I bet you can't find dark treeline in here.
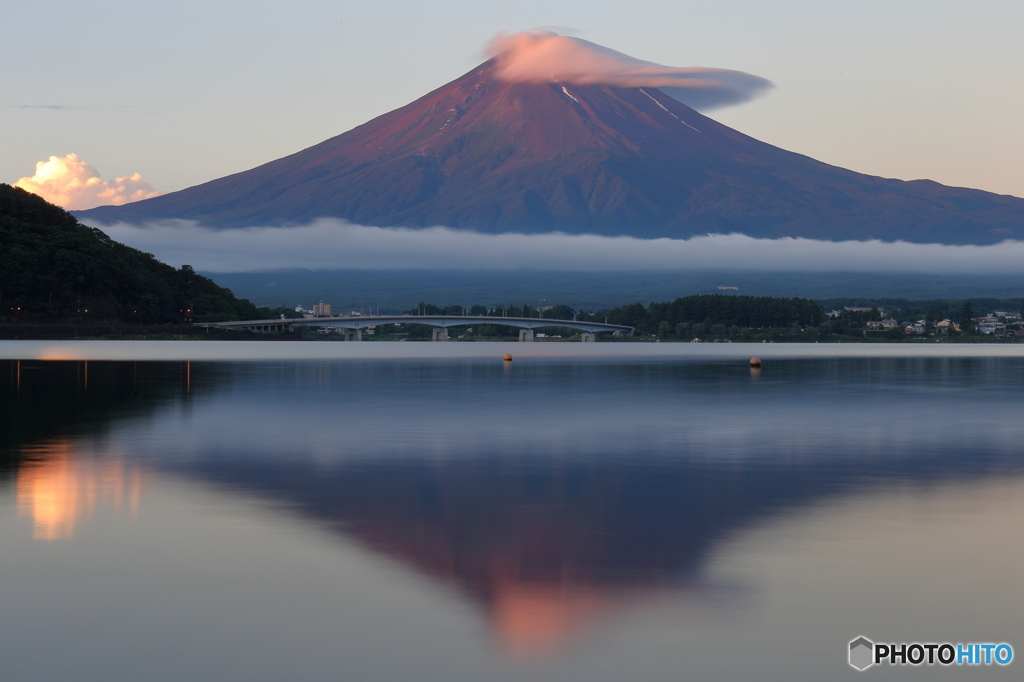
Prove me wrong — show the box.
[605,295,824,333]
[391,294,1023,341]
[817,297,1024,322]
[402,302,568,319]
[1,185,265,324]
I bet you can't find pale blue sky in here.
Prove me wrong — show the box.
[4,0,1023,198]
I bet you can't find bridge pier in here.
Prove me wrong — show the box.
[432,327,449,341]
[518,329,535,342]
[580,332,596,342]
[342,329,362,341]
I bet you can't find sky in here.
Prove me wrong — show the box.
[4,0,1024,204]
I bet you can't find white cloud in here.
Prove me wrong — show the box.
[85,218,1024,275]
[485,30,772,110]
[14,153,161,210]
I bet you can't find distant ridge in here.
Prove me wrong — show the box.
[77,60,1024,245]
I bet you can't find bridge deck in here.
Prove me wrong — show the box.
[198,315,632,336]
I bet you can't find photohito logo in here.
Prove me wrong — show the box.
[849,636,1013,671]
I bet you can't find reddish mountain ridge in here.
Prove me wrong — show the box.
[77,60,1024,244]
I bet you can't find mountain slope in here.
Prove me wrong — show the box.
[77,61,1024,244]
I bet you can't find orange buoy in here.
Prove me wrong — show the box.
[503,353,513,362]
[749,357,761,367]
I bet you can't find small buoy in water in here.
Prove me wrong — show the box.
[749,357,761,367]
[503,353,513,362]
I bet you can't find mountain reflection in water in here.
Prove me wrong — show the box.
[4,356,1024,662]
[171,447,1022,653]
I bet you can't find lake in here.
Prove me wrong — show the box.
[2,342,1022,680]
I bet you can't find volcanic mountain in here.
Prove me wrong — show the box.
[77,60,1024,244]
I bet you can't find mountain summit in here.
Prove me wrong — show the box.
[77,59,1024,244]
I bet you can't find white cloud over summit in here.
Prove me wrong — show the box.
[14,154,161,210]
[88,218,1024,275]
[486,30,772,111]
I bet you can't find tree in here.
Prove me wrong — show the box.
[543,304,575,320]
[405,302,442,316]
[960,300,975,334]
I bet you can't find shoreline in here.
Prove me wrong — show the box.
[4,339,1024,361]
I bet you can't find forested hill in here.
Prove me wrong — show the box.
[0,184,261,323]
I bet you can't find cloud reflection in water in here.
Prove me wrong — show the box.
[16,440,143,540]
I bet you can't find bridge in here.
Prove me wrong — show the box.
[197,315,633,341]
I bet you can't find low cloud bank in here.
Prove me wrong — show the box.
[486,30,772,111]
[87,218,1024,275]
[15,153,160,210]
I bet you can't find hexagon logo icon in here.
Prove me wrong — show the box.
[849,636,875,671]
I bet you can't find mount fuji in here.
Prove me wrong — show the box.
[77,57,1024,245]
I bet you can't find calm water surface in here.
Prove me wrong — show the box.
[2,349,1023,680]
